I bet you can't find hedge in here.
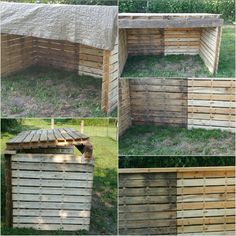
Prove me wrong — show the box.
[119,156,235,168]
[119,0,235,23]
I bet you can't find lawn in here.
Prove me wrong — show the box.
[122,25,235,78]
[1,66,117,118]
[119,125,235,156]
[1,119,117,235]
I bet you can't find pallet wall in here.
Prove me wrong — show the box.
[1,34,35,76]
[126,28,164,56]
[199,27,222,74]
[119,167,235,235]
[10,154,93,231]
[119,79,132,135]
[1,33,118,112]
[164,28,201,55]
[129,78,187,126]
[119,26,222,74]
[119,78,235,133]
[119,172,177,235]
[188,78,235,132]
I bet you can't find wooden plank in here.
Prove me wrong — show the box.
[176,193,235,202]
[13,201,91,210]
[12,194,92,203]
[13,209,91,218]
[12,186,92,196]
[12,223,89,231]
[177,223,234,233]
[11,170,93,180]
[119,18,223,28]
[119,167,234,174]
[119,195,176,205]
[13,216,90,225]
[177,200,235,210]
[177,185,235,195]
[177,178,235,186]
[12,178,93,188]
[177,208,235,218]
[11,161,93,173]
[119,203,176,213]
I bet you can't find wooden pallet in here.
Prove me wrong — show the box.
[7,153,93,231]
[119,78,235,134]
[119,167,235,235]
[6,128,89,150]
[1,33,118,113]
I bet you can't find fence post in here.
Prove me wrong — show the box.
[80,120,84,134]
[51,118,54,129]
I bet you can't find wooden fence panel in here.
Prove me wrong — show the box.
[129,78,187,127]
[119,167,235,235]
[119,172,177,235]
[11,154,93,231]
[188,78,235,132]
[126,28,164,56]
[164,28,201,55]
[119,78,235,133]
[1,34,35,76]
[119,79,132,135]
[1,33,118,113]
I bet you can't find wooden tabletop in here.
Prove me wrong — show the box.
[6,128,89,150]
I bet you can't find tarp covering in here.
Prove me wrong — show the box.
[1,2,118,50]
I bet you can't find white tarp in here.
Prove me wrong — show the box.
[1,2,118,50]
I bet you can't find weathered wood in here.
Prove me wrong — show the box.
[5,154,12,227]
[119,18,223,29]
[2,33,118,113]
[119,167,235,235]
[10,153,94,231]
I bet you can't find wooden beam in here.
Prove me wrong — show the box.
[5,153,12,227]
[119,166,235,174]
[101,50,110,112]
[119,18,223,29]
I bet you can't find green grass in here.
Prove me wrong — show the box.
[1,66,117,118]
[119,125,235,156]
[122,25,235,78]
[1,119,117,235]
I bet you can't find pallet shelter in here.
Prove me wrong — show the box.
[119,78,235,135]
[1,2,118,112]
[5,128,94,231]
[119,13,223,75]
[119,166,235,235]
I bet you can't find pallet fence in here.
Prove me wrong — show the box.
[119,166,235,235]
[119,78,235,135]
[1,33,118,113]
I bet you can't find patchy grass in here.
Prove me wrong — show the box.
[122,25,235,78]
[119,125,235,156]
[1,66,117,118]
[1,119,117,235]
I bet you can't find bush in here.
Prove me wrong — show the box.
[1,119,22,132]
[119,0,235,23]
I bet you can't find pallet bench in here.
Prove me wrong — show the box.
[5,128,94,231]
[119,13,223,74]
